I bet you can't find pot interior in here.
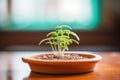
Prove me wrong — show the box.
[29,53,96,60]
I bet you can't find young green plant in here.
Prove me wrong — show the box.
[39,25,80,58]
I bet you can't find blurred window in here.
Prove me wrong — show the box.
[0,0,8,30]
[0,0,99,31]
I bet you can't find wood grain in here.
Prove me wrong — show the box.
[0,52,120,80]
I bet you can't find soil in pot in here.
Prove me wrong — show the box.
[34,53,93,60]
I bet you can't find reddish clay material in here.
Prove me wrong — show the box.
[22,52,102,74]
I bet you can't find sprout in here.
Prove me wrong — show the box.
[39,25,80,58]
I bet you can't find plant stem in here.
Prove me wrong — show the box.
[57,41,64,58]
[51,44,55,52]
[49,40,55,54]
[54,45,57,52]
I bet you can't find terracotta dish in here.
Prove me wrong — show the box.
[22,52,102,74]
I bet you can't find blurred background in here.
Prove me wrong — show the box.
[0,0,120,51]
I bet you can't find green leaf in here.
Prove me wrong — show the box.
[70,32,80,41]
[65,46,69,51]
[57,30,63,35]
[61,35,69,38]
[60,25,72,30]
[47,31,58,37]
[71,39,79,44]
[45,42,52,44]
[54,26,62,30]
[38,38,49,45]
[52,42,57,45]
[54,25,72,31]
[63,30,70,34]
[68,39,73,44]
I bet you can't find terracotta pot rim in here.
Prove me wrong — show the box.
[22,51,102,64]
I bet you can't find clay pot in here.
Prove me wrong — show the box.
[22,52,102,74]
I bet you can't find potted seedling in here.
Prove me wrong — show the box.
[22,25,102,74]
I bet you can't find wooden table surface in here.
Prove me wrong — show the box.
[0,52,120,80]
